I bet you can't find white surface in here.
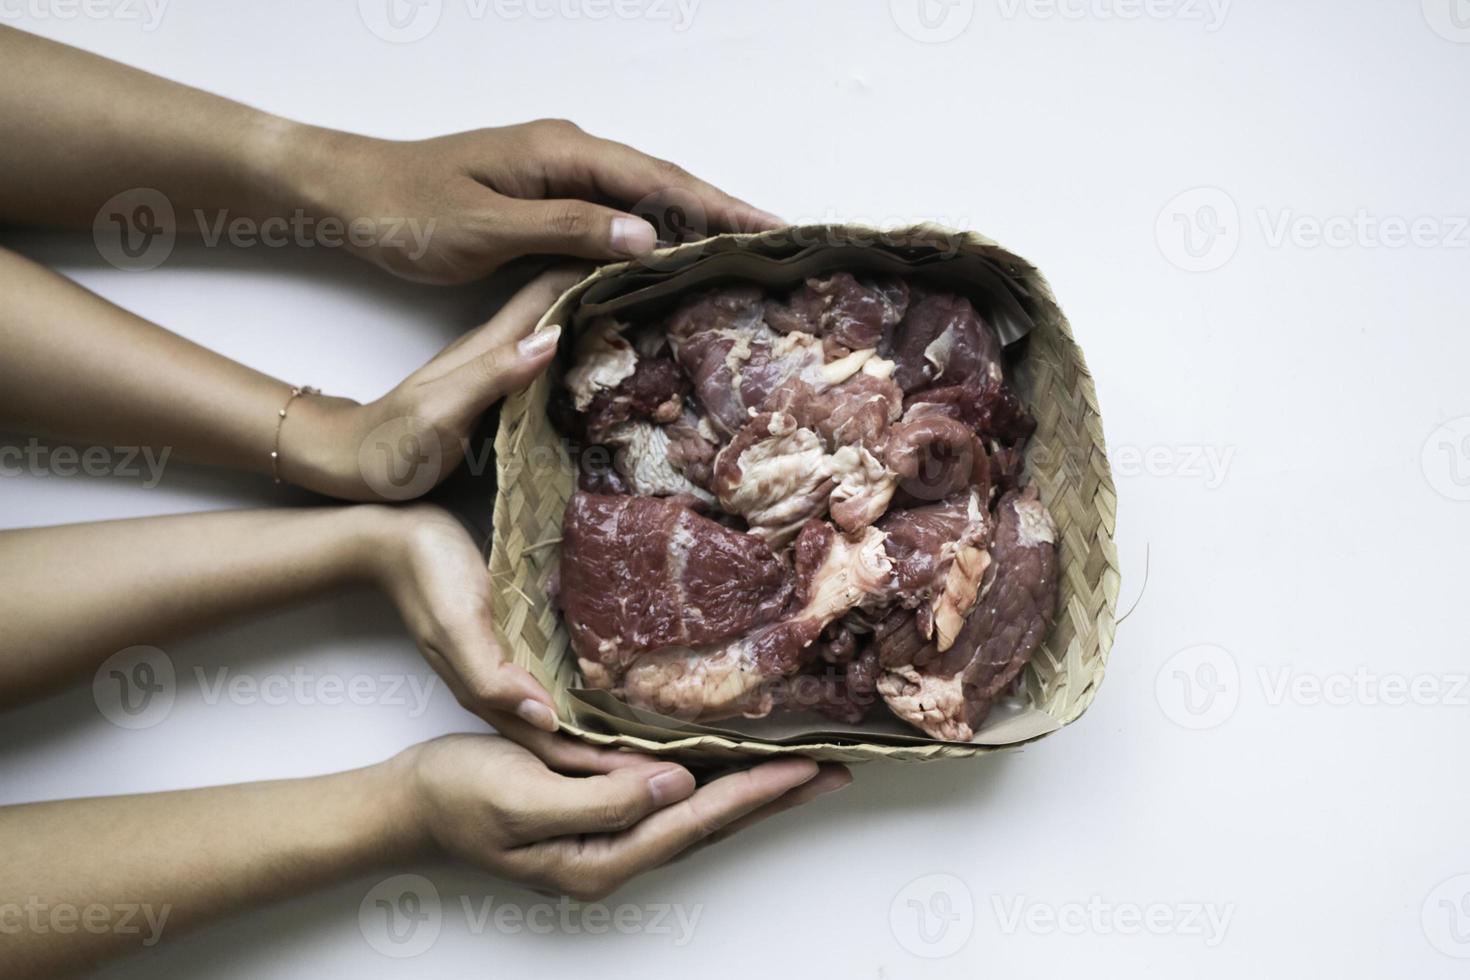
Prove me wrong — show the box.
[2,2,1469,976]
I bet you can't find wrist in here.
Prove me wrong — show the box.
[341,753,434,864]
[276,390,370,498]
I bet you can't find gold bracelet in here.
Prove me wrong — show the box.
[271,385,319,485]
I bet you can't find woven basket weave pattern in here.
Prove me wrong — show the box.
[489,227,1119,762]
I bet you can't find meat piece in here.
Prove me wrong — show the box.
[602,421,714,503]
[885,412,990,506]
[763,364,903,450]
[663,407,721,490]
[904,375,1037,448]
[877,490,992,650]
[792,644,882,724]
[564,317,637,411]
[710,412,834,546]
[559,492,793,670]
[825,443,899,532]
[765,273,910,350]
[582,356,686,443]
[876,488,1059,740]
[888,293,1003,394]
[619,522,894,721]
[666,287,825,437]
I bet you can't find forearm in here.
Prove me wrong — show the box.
[0,506,397,704]
[0,25,328,229]
[0,246,353,484]
[0,757,423,977]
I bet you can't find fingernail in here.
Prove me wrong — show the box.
[815,773,853,796]
[517,324,561,359]
[647,767,694,806]
[516,698,558,732]
[610,216,657,256]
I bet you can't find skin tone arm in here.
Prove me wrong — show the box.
[0,25,782,283]
[0,735,847,978]
[0,251,579,502]
[0,504,852,976]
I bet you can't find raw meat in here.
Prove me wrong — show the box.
[618,522,894,721]
[876,488,1058,740]
[559,492,792,671]
[764,273,910,351]
[888,292,1004,393]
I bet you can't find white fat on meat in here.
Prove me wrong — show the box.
[826,444,898,532]
[713,413,832,546]
[926,491,992,652]
[876,665,971,742]
[618,525,894,721]
[604,420,715,503]
[564,317,637,411]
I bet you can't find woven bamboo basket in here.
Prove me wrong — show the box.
[489,225,1118,763]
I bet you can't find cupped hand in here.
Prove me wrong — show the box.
[396,734,850,901]
[282,268,578,501]
[300,119,783,284]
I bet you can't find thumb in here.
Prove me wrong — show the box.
[501,198,658,261]
[430,321,561,422]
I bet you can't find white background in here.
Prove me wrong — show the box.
[2,1,1469,976]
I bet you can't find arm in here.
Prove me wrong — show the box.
[0,26,781,282]
[0,736,849,977]
[0,502,568,732]
[0,250,572,500]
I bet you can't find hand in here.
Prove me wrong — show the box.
[369,501,566,740]
[295,119,783,284]
[282,269,577,501]
[395,734,851,901]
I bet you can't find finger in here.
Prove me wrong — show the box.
[541,131,785,235]
[549,758,820,888]
[432,267,585,371]
[496,197,659,261]
[510,763,697,841]
[491,714,670,775]
[677,764,851,856]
